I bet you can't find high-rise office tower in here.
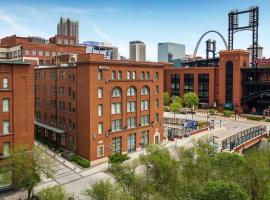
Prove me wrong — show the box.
[158,42,185,62]
[129,41,146,61]
[57,17,79,44]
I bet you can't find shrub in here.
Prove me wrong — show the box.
[247,116,263,121]
[223,110,234,117]
[70,155,90,168]
[209,109,217,115]
[265,118,270,122]
[109,153,130,165]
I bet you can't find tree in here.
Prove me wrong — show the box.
[111,163,148,200]
[163,92,170,106]
[83,180,119,200]
[184,92,199,108]
[197,181,248,200]
[171,96,182,104]
[169,101,182,119]
[38,185,69,200]
[6,145,54,200]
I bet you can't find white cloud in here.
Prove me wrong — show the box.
[0,9,50,38]
[88,21,112,43]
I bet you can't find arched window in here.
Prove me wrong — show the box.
[112,71,116,80]
[132,71,136,80]
[118,71,122,80]
[225,61,233,104]
[127,87,136,96]
[141,86,149,95]
[112,87,122,97]
[146,72,150,80]
[141,71,145,80]
[127,71,131,80]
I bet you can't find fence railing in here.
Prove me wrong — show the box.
[222,125,267,151]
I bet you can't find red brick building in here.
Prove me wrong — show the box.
[35,53,167,165]
[0,35,85,65]
[164,50,250,111]
[0,61,34,158]
[0,34,85,158]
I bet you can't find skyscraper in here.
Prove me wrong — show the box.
[57,17,79,44]
[129,41,146,61]
[158,42,185,62]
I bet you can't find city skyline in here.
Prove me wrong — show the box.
[0,0,269,61]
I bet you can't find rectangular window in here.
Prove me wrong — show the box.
[141,131,149,148]
[98,70,103,80]
[3,142,10,157]
[97,145,104,157]
[3,99,9,112]
[112,119,122,132]
[32,50,37,56]
[184,74,194,93]
[128,134,136,153]
[25,50,30,56]
[111,103,121,114]
[112,137,122,154]
[98,88,103,98]
[3,78,8,89]
[141,115,149,126]
[127,117,136,128]
[98,123,103,134]
[98,104,103,116]
[141,100,149,111]
[45,51,50,57]
[198,74,209,104]
[3,121,9,134]
[127,101,136,112]
[39,50,43,56]
[52,52,56,57]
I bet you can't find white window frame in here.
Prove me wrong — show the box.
[112,119,122,132]
[127,101,136,112]
[111,103,121,114]
[3,98,9,112]
[112,88,121,97]
[3,78,8,89]
[98,88,103,98]
[98,104,103,116]
[127,87,136,96]
[98,123,103,134]
[3,121,9,135]
[141,100,149,111]
[97,145,104,157]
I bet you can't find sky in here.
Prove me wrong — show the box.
[0,0,269,61]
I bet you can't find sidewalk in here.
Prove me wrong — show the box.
[35,141,83,173]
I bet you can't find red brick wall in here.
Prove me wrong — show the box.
[0,62,34,155]
[164,67,216,106]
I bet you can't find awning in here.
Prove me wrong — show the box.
[34,120,65,134]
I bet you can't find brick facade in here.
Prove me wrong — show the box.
[0,61,34,157]
[35,53,167,164]
[164,50,249,111]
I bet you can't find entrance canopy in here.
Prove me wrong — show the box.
[34,120,65,134]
